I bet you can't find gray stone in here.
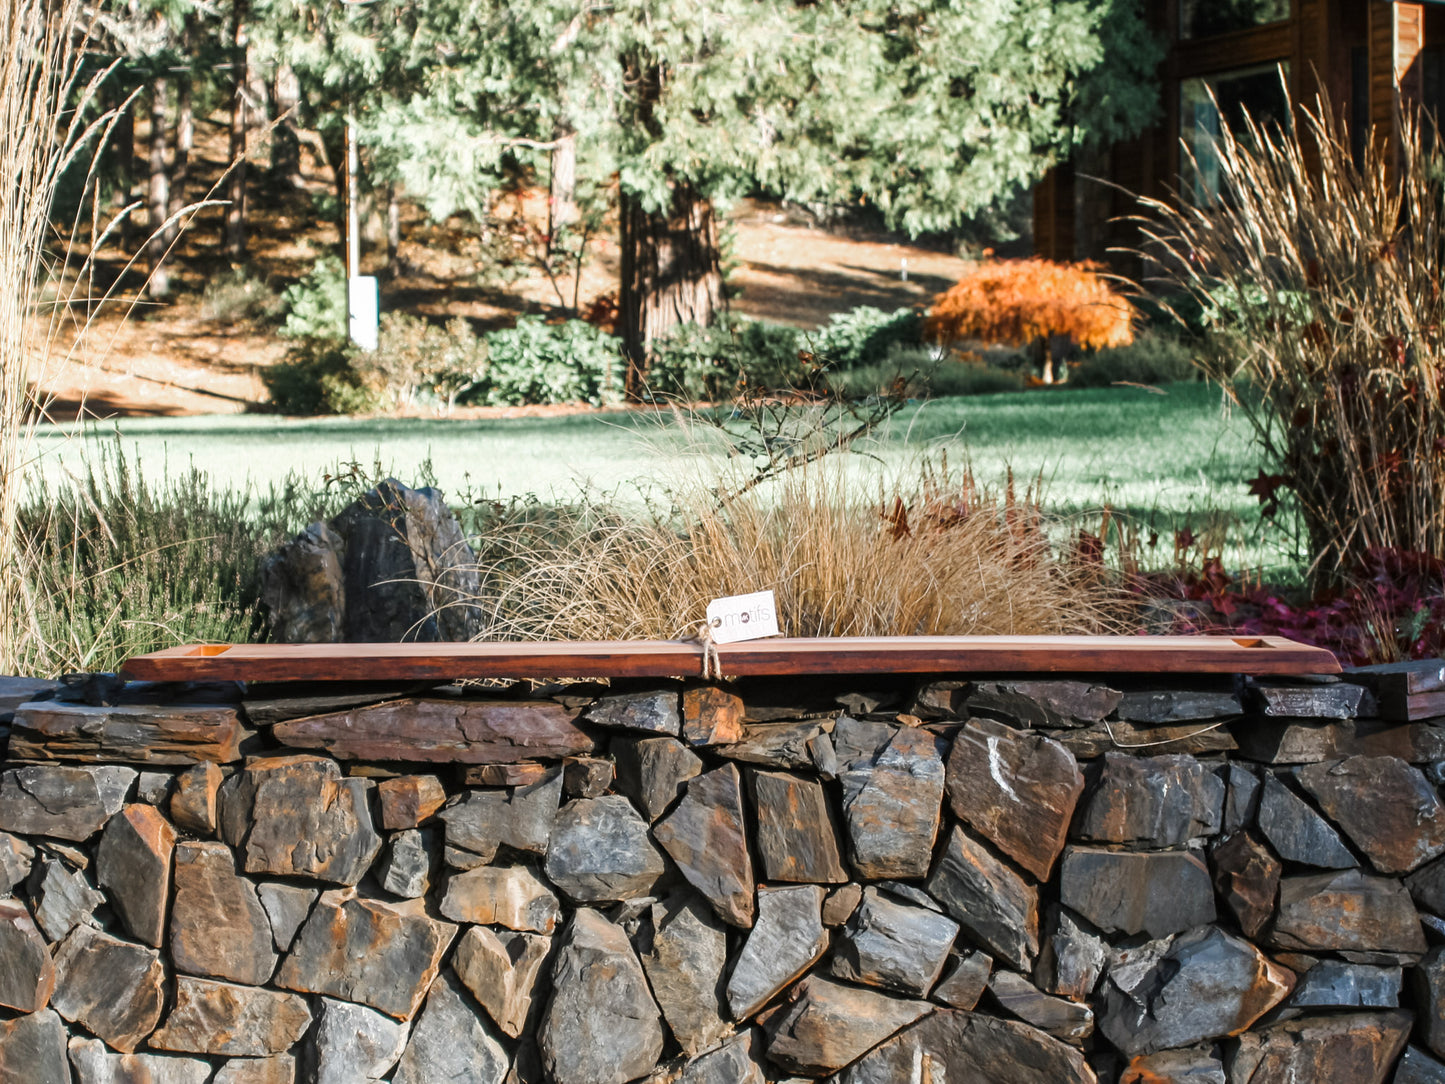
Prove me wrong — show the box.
[1059,847,1216,940]
[822,883,863,927]
[1119,1047,1225,1083]
[150,976,312,1058]
[96,804,175,948]
[1415,856,1445,917]
[67,1037,211,1084]
[170,841,278,986]
[760,973,932,1076]
[1287,960,1400,1008]
[1271,869,1425,955]
[1417,947,1445,1059]
[51,925,164,1053]
[256,882,318,951]
[1249,681,1366,718]
[652,763,755,927]
[585,690,680,735]
[136,772,173,805]
[678,1031,765,1084]
[1116,686,1241,723]
[640,894,729,1056]
[877,880,942,911]
[1058,719,1238,758]
[392,975,508,1084]
[987,970,1094,1043]
[833,717,946,880]
[545,795,667,902]
[611,736,704,822]
[0,898,55,1012]
[1349,720,1445,762]
[0,829,32,890]
[1211,831,1282,941]
[1223,763,1262,834]
[30,856,103,942]
[222,755,381,885]
[1034,905,1107,1001]
[1234,719,1356,764]
[440,865,561,933]
[380,828,434,898]
[926,823,1039,971]
[211,1057,295,1084]
[440,770,563,863]
[10,699,249,765]
[750,770,847,883]
[932,951,992,1012]
[831,887,959,998]
[945,718,1082,880]
[0,764,134,840]
[1397,1046,1445,1084]
[275,889,457,1019]
[1256,772,1357,868]
[965,679,1122,728]
[259,520,346,642]
[314,997,408,1084]
[1077,752,1224,848]
[1098,926,1293,1057]
[727,884,829,1019]
[834,1009,1095,1084]
[1227,1011,1411,1084]
[714,719,834,769]
[454,925,551,1039]
[563,756,614,798]
[540,908,664,1084]
[0,1010,71,1084]
[377,774,448,829]
[170,762,223,835]
[1298,755,1445,873]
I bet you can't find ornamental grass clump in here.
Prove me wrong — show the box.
[1137,94,1445,584]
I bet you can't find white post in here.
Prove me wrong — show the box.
[345,119,378,351]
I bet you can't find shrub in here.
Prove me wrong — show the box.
[1069,332,1200,388]
[810,306,924,370]
[470,317,623,407]
[828,353,1026,399]
[201,269,282,326]
[261,337,385,416]
[279,256,348,341]
[1140,97,1445,580]
[647,318,808,400]
[354,313,489,411]
[925,258,1136,382]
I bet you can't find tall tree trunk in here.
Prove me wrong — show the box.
[222,0,249,264]
[146,77,170,298]
[269,65,303,190]
[169,51,193,221]
[618,183,725,400]
[112,97,135,253]
[385,184,401,275]
[547,129,576,256]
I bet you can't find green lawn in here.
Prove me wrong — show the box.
[32,382,1285,571]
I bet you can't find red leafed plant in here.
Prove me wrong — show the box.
[924,258,1135,383]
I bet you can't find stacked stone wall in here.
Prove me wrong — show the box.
[0,666,1443,1083]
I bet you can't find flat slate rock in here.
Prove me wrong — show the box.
[1210,831,1282,940]
[678,1031,766,1084]
[1076,752,1224,849]
[272,697,594,762]
[1115,687,1242,724]
[681,686,745,746]
[68,1037,212,1084]
[1397,1045,1445,1084]
[1349,721,1445,763]
[313,997,408,1084]
[1228,1010,1412,1084]
[454,925,551,1039]
[0,764,135,840]
[0,1010,71,1084]
[1059,847,1216,940]
[439,865,561,933]
[31,856,104,942]
[835,717,946,880]
[10,700,249,764]
[584,689,680,735]
[391,973,509,1084]
[1287,960,1401,1009]
[987,970,1094,1043]
[925,823,1039,971]
[275,889,457,1019]
[932,950,993,1011]
[0,829,32,891]
[379,828,434,898]
[1119,1047,1226,1084]
[833,1008,1095,1084]
[0,898,55,1013]
[438,769,562,861]
[1298,755,1445,873]
[727,884,829,1019]
[240,682,435,725]
[750,770,848,884]
[170,840,278,986]
[965,679,1122,729]
[377,774,447,830]
[256,882,318,952]
[946,717,1081,881]
[1234,719,1355,764]
[1417,947,1445,1059]
[1223,763,1263,834]
[1098,925,1293,1057]
[641,894,729,1056]
[151,976,312,1058]
[51,924,165,1053]
[211,1056,296,1084]
[652,763,755,927]
[539,908,664,1084]
[714,719,834,769]
[170,761,223,835]
[1270,869,1425,955]
[1247,681,1366,719]
[760,973,932,1076]
[562,755,613,798]
[544,794,667,902]
[1056,720,1237,759]
[221,755,381,885]
[611,736,702,822]
[1256,772,1357,868]
[1033,905,1107,1002]
[831,886,959,998]
[97,803,176,948]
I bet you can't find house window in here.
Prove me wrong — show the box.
[1179,0,1289,41]
[1180,63,1291,203]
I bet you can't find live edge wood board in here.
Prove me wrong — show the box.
[121,635,1340,684]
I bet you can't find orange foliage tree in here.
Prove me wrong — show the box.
[924,258,1136,383]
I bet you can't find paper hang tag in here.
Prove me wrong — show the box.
[705,590,781,644]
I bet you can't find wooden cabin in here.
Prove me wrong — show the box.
[1034,0,1445,262]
